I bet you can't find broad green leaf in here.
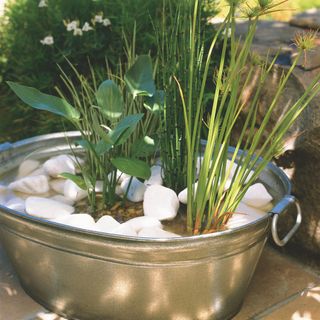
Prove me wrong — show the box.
[7,81,80,121]
[59,173,87,190]
[75,139,93,151]
[132,136,157,157]
[124,55,156,98]
[144,90,165,112]
[91,113,114,145]
[111,157,151,180]
[96,80,124,120]
[95,139,112,156]
[108,114,144,146]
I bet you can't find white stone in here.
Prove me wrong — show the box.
[69,155,85,173]
[178,182,198,205]
[64,179,88,202]
[144,165,163,186]
[35,312,59,320]
[95,180,103,193]
[50,195,75,206]
[138,227,180,238]
[0,185,8,205]
[227,202,266,229]
[111,223,137,237]
[5,197,25,212]
[116,170,130,184]
[94,215,121,233]
[50,179,66,194]
[17,159,40,178]
[115,185,123,197]
[0,195,6,206]
[25,196,74,219]
[54,213,96,230]
[9,175,50,194]
[121,216,162,233]
[242,183,273,208]
[227,160,254,184]
[196,155,204,177]
[43,155,76,177]
[121,177,146,202]
[0,184,7,194]
[28,166,48,177]
[143,185,179,221]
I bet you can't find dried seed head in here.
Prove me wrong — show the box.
[293,30,317,51]
[226,0,245,7]
[257,0,274,10]
[242,6,261,19]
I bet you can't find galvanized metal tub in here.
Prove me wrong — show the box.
[0,132,301,320]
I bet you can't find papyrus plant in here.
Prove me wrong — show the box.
[172,0,320,234]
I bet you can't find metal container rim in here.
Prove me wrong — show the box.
[0,131,291,244]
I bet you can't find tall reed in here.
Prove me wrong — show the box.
[161,0,320,234]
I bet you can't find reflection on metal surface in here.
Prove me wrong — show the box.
[0,132,295,320]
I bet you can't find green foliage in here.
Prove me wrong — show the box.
[111,157,151,180]
[7,82,80,121]
[168,0,320,234]
[156,0,222,192]
[124,55,156,98]
[1,0,210,142]
[96,80,124,120]
[8,54,158,211]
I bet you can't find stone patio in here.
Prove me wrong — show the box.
[1,242,319,320]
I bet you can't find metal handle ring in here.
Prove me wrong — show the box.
[271,195,302,247]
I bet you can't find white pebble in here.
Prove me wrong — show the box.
[50,195,75,206]
[28,166,48,177]
[25,196,74,219]
[196,155,204,177]
[143,185,179,221]
[178,182,198,205]
[17,159,40,178]
[43,155,76,177]
[227,202,266,229]
[54,213,96,230]
[121,216,162,233]
[227,160,254,184]
[94,215,121,233]
[0,184,7,194]
[5,197,25,212]
[0,196,6,206]
[64,179,88,202]
[50,179,66,194]
[35,312,59,320]
[242,183,273,208]
[121,177,146,202]
[144,165,163,186]
[116,170,130,184]
[95,180,103,193]
[111,223,137,237]
[138,227,180,238]
[9,175,49,194]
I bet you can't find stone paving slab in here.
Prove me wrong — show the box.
[1,243,319,320]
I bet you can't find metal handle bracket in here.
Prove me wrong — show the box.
[271,195,302,247]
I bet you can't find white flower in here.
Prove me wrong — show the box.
[102,18,111,27]
[66,20,79,32]
[38,0,48,8]
[73,28,83,36]
[40,36,54,45]
[82,22,93,32]
[94,15,103,23]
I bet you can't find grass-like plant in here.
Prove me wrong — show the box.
[7,54,160,212]
[171,0,320,234]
